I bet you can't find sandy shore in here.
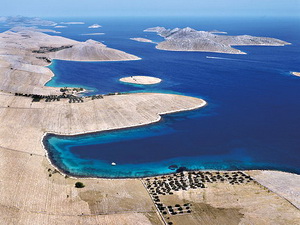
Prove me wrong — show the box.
[0,28,299,224]
[120,76,162,85]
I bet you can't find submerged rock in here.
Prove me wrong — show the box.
[176,167,188,173]
[168,165,178,170]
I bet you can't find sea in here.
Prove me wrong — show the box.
[39,16,300,178]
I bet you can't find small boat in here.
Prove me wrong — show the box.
[111,162,116,166]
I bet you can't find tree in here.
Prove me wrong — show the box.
[75,182,85,188]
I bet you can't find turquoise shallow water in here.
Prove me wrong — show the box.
[43,16,300,177]
[44,111,297,178]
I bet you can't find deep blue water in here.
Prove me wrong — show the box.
[43,16,300,177]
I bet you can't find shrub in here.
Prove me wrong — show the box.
[75,182,85,188]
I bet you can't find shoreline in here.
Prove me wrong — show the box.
[41,133,300,181]
[43,137,300,180]
[41,98,207,180]
[1,27,299,224]
[155,44,290,54]
[40,96,300,180]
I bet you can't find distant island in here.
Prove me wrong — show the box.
[60,21,85,25]
[10,26,61,34]
[130,37,155,43]
[88,24,102,28]
[81,33,105,36]
[0,15,57,26]
[144,27,291,54]
[54,25,67,28]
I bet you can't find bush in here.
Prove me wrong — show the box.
[75,182,85,188]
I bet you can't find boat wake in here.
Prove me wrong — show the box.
[206,56,258,63]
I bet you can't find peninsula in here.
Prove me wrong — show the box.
[144,27,291,54]
[0,28,140,95]
[0,26,299,225]
[120,76,162,85]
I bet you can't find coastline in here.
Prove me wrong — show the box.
[46,60,95,94]
[0,27,299,224]
[41,99,207,180]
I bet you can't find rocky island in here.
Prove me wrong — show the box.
[88,24,102,28]
[60,21,85,25]
[144,27,291,54]
[81,32,105,36]
[0,16,57,27]
[130,37,155,43]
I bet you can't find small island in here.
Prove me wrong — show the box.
[292,72,300,77]
[54,25,67,28]
[120,76,162,85]
[0,15,57,26]
[60,21,85,25]
[130,37,154,43]
[81,33,105,36]
[88,24,102,28]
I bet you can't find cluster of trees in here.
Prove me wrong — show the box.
[32,45,73,53]
[60,87,84,93]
